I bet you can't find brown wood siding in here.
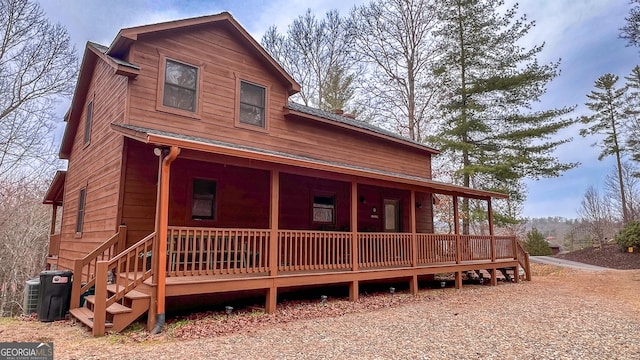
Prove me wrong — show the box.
[167,158,271,229]
[357,184,411,233]
[120,140,158,247]
[279,173,351,231]
[415,192,435,233]
[126,24,431,179]
[57,59,128,270]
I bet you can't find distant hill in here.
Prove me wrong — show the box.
[524,217,578,247]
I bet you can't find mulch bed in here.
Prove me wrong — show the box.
[555,243,640,269]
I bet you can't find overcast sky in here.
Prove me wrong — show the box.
[36,0,638,219]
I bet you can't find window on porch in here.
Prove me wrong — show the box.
[192,179,217,220]
[312,195,335,225]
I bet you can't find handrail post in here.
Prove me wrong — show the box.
[117,225,127,255]
[70,259,83,309]
[93,261,108,336]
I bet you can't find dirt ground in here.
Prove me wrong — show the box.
[1,263,640,359]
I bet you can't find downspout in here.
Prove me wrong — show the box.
[152,146,180,334]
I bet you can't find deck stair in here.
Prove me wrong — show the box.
[70,285,150,332]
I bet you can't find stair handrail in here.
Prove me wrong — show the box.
[101,232,156,309]
[515,240,531,281]
[70,225,127,309]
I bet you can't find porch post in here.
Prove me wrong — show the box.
[410,190,418,296]
[151,146,180,335]
[488,197,496,262]
[453,195,462,289]
[266,170,279,313]
[488,197,498,286]
[50,204,58,235]
[349,181,359,301]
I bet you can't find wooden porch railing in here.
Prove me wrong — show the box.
[70,225,127,309]
[278,230,352,271]
[163,227,522,277]
[358,233,412,268]
[416,234,457,264]
[460,235,492,261]
[516,240,531,281]
[495,236,516,259]
[166,227,270,276]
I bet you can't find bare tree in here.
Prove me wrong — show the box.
[577,186,615,247]
[349,0,441,141]
[262,9,359,112]
[0,178,50,315]
[605,161,640,221]
[0,0,77,185]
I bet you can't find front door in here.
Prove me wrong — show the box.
[383,199,400,232]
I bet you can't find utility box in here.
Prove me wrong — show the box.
[37,270,73,322]
[23,278,40,315]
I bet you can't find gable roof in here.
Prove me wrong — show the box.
[107,12,300,95]
[285,102,439,154]
[59,41,140,159]
[111,123,506,200]
[43,170,66,205]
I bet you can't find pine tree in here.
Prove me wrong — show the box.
[431,0,577,233]
[581,73,630,224]
[624,65,640,167]
[524,228,552,256]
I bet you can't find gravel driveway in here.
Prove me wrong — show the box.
[3,265,640,359]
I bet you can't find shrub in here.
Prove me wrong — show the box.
[524,228,552,256]
[615,221,640,250]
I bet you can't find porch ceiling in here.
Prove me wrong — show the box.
[43,170,66,205]
[111,123,508,200]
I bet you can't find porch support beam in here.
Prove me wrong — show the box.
[152,146,180,334]
[455,271,463,289]
[266,171,279,312]
[350,181,358,272]
[410,190,418,296]
[488,198,496,263]
[269,170,279,278]
[349,281,359,302]
[49,204,58,235]
[266,287,277,314]
[490,268,498,286]
[453,196,461,264]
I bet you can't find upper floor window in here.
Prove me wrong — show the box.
[239,81,266,128]
[84,100,93,145]
[163,59,198,112]
[76,187,86,234]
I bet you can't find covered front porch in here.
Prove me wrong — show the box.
[67,126,529,335]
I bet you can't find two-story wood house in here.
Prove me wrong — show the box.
[42,12,530,336]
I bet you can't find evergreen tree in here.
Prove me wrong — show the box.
[431,0,577,233]
[621,0,640,49]
[581,73,630,224]
[524,228,552,256]
[624,65,640,167]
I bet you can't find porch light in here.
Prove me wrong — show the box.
[225,306,234,319]
[320,295,328,305]
[389,287,395,296]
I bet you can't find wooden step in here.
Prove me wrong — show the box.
[69,307,113,329]
[106,284,150,300]
[83,295,133,315]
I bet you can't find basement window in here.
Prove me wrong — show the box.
[192,179,217,220]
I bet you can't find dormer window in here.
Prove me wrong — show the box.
[163,59,198,112]
[238,80,266,128]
